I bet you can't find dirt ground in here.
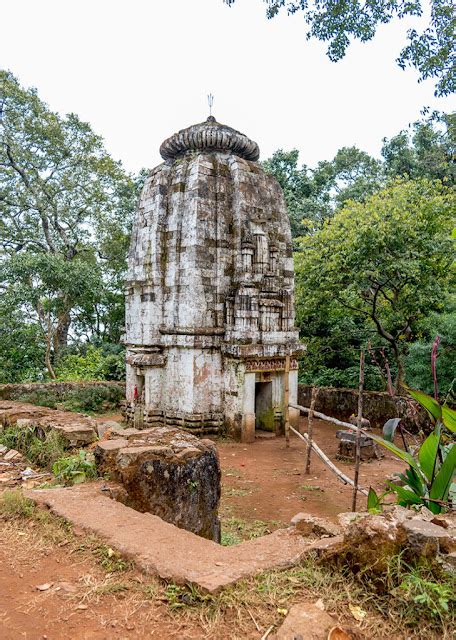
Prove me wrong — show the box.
[0,526,212,640]
[218,417,404,527]
[0,415,406,640]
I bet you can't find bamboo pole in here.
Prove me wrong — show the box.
[289,425,368,496]
[352,350,365,511]
[304,386,318,474]
[284,355,290,448]
[290,403,362,431]
[289,402,390,462]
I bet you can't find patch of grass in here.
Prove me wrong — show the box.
[373,553,456,629]
[92,543,134,572]
[223,467,244,478]
[221,529,242,546]
[300,484,324,493]
[165,583,214,610]
[94,581,131,596]
[221,517,283,546]
[223,487,251,498]
[0,424,68,468]
[161,552,454,639]
[0,489,73,549]
[0,489,35,518]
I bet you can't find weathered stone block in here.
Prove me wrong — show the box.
[94,426,221,540]
[290,512,341,537]
[274,602,337,640]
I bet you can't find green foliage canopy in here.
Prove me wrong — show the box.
[0,70,141,377]
[224,0,456,96]
[295,178,455,389]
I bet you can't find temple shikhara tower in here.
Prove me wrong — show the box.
[124,116,302,441]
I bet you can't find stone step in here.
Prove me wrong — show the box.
[27,482,341,593]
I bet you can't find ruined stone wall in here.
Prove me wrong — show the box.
[297,384,428,432]
[0,381,124,403]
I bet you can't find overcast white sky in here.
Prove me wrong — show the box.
[2,0,454,173]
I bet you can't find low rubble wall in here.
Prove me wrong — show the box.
[0,381,125,401]
[298,384,428,432]
[0,381,125,414]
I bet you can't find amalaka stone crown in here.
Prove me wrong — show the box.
[159,116,260,162]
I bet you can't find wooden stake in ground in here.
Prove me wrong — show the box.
[284,355,290,448]
[289,424,368,496]
[352,350,365,511]
[305,386,318,474]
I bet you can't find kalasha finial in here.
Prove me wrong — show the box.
[207,93,214,118]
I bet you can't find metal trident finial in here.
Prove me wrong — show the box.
[207,93,214,117]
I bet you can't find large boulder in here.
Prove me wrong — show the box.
[94,426,221,541]
[338,505,456,570]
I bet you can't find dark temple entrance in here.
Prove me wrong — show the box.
[255,381,274,431]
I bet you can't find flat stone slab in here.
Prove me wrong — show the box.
[27,482,342,593]
[0,401,97,447]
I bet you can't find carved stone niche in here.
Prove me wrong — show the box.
[254,233,268,274]
[259,299,284,332]
[241,239,254,276]
[269,244,278,274]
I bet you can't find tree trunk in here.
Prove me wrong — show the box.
[54,310,71,356]
[45,336,56,379]
[393,344,406,394]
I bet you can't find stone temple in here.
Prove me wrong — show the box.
[124,116,303,441]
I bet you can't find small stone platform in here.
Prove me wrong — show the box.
[336,429,379,461]
[0,401,97,447]
[27,483,341,593]
[94,426,221,540]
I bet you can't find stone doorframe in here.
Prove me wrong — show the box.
[241,364,299,443]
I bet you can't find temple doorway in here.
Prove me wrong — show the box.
[255,380,274,431]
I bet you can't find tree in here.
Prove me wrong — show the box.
[0,70,139,375]
[224,1,455,96]
[262,149,318,237]
[295,178,455,391]
[264,146,384,238]
[312,146,384,210]
[0,253,102,378]
[382,112,456,183]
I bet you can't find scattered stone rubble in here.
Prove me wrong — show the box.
[0,400,98,447]
[94,425,221,540]
[289,506,456,570]
[0,444,50,488]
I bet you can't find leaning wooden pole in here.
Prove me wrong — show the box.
[284,355,290,448]
[305,386,318,474]
[352,350,365,511]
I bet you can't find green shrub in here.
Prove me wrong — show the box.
[60,384,124,413]
[12,383,124,414]
[55,344,125,382]
[0,425,68,468]
[14,389,58,409]
[52,451,97,485]
[298,363,384,391]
